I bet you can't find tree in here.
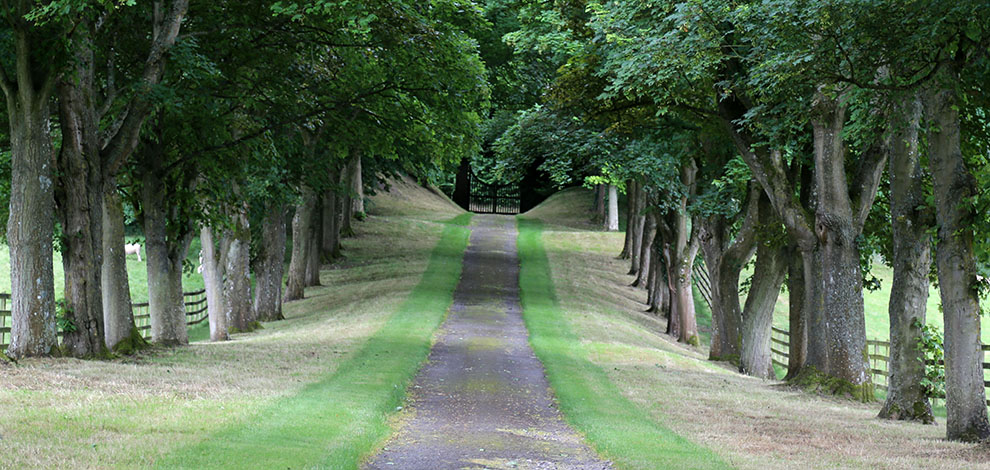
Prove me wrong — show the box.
[0,1,69,358]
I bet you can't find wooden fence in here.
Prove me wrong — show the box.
[693,263,713,312]
[0,289,208,352]
[770,326,990,405]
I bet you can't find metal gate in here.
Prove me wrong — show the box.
[468,172,520,214]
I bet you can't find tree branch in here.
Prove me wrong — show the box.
[101,0,190,175]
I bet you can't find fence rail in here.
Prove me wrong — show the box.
[0,289,208,351]
[771,327,990,405]
[692,263,713,313]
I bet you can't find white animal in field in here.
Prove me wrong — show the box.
[197,251,204,274]
[124,243,142,262]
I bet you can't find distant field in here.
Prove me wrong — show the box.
[0,236,205,304]
[767,263,990,345]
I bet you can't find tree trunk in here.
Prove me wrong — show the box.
[141,152,192,346]
[321,167,343,262]
[322,188,342,262]
[222,210,253,332]
[646,231,661,309]
[5,87,58,358]
[285,188,316,302]
[700,186,760,361]
[252,202,286,322]
[55,72,107,358]
[673,219,699,345]
[784,244,807,380]
[665,242,680,338]
[739,245,786,379]
[672,160,700,345]
[341,154,356,238]
[306,195,323,287]
[879,93,933,423]
[629,183,645,275]
[633,211,656,288]
[807,91,872,396]
[927,81,990,442]
[606,184,619,232]
[594,184,606,223]
[720,86,886,395]
[349,148,364,215]
[102,182,141,351]
[739,195,786,379]
[620,180,635,259]
[200,226,228,342]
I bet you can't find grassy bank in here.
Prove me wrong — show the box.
[517,217,727,470]
[524,187,986,469]
[0,178,467,469]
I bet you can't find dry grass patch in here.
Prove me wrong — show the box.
[0,178,463,469]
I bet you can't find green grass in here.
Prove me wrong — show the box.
[0,238,205,304]
[517,217,728,470]
[153,213,472,469]
[768,262,990,344]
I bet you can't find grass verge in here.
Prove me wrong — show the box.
[154,213,472,469]
[517,217,728,470]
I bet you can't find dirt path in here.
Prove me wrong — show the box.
[365,215,610,470]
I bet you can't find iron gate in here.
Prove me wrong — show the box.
[468,172,521,214]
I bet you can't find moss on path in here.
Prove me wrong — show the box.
[365,215,609,469]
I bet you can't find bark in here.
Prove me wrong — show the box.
[321,187,343,262]
[285,188,316,301]
[739,195,787,379]
[606,184,619,232]
[102,182,141,351]
[141,147,193,346]
[720,88,884,396]
[349,148,364,215]
[633,211,656,288]
[594,184,606,223]
[664,242,679,337]
[879,94,933,423]
[646,230,661,309]
[53,0,189,354]
[4,69,58,358]
[629,182,645,275]
[661,160,701,345]
[55,62,106,357]
[620,179,635,259]
[341,151,356,238]
[927,81,990,442]
[200,226,228,342]
[808,90,872,392]
[699,185,760,361]
[305,195,323,287]
[222,206,253,332]
[252,202,286,322]
[784,244,807,380]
